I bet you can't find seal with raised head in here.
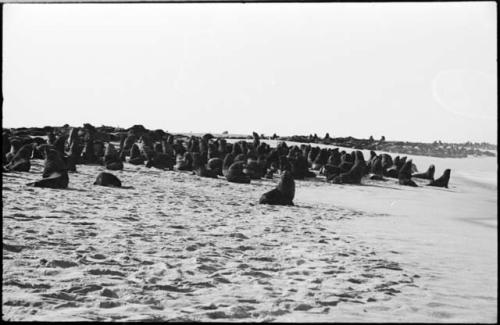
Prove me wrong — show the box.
[398,160,417,187]
[412,164,435,180]
[259,170,295,206]
[369,156,385,181]
[428,169,451,188]
[26,148,69,189]
[94,172,122,187]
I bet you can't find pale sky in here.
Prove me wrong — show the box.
[2,2,497,143]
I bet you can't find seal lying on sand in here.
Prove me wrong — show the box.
[93,172,122,187]
[398,160,417,187]
[412,164,435,180]
[26,148,69,189]
[428,169,451,188]
[259,170,295,206]
[3,144,32,172]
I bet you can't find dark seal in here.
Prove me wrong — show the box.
[398,159,417,187]
[226,161,251,184]
[26,148,69,189]
[428,169,451,188]
[259,170,295,206]
[93,172,122,187]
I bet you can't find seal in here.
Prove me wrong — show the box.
[226,161,251,184]
[324,164,343,181]
[369,156,386,180]
[104,143,124,171]
[3,143,32,172]
[380,153,393,171]
[428,169,451,188]
[398,159,417,187]
[412,164,435,180]
[307,147,320,167]
[207,157,223,176]
[327,149,341,167]
[330,151,365,184]
[243,157,264,179]
[311,149,328,170]
[26,147,69,189]
[259,170,295,205]
[146,152,175,170]
[128,143,145,165]
[192,152,218,178]
[338,152,354,173]
[188,137,200,153]
[175,152,193,171]
[53,134,67,155]
[66,128,82,172]
[81,137,99,164]
[289,155,316,179]
[93,172,122,187]
[222,153,235,177]
[5,139,22,164]
[279,155,292,173]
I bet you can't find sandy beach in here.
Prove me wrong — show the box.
[2,139,496,322]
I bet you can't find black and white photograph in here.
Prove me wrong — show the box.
[1,0,497,322]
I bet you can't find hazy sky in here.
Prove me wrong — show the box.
[2,2,497,143]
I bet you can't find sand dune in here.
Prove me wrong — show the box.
[2,148,497,322]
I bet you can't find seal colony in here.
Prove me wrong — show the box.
[3,124,453,204]
[3,124,497,323]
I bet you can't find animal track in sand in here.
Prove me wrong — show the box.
[3,163,421,321]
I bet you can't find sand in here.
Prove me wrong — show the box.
[2,140,497,322]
